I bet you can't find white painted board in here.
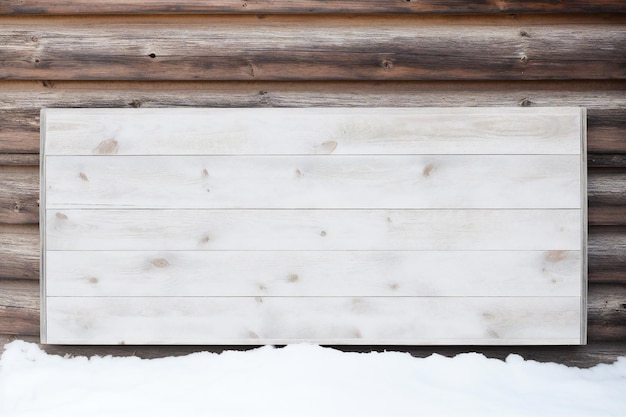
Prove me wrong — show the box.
[45,250,582,297]
[45,155,581,209]
[46,296,582,345]
[42,107,583,155]
[40,107,587,345]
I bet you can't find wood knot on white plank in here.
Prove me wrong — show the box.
[55,212,68,220]
[150,258,169,268]
[287,273,299,283]
[423,164,435,177]
[79,172,89,182]
[93,139,119,155]
[546,250,567,262]
[315,141,338,154]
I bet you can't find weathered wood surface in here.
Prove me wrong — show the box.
[588,171,626,207]
[45,296,582,345]
[45,209,581,251]
[588,284,626,341]
[1,15,625,81]
[588,227,626,284]
[0,225,39,280]
[0,279,39,336]
[46,250,582,297]
[42,107,583,155]
[0,154,39,166]
[1,0,625,15]
[0,166,39,224]
[1,80,624,155]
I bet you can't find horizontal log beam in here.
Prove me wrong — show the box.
[0,166,39,225]
[2,225,624,281]
[588,227,626,284]
[1,80,625,154]
[0,154,39,166]
[588,171,626,207]
[0,279,39,336]
[0,15,624,81]
[0,225,39,280]
[1,1,625,15]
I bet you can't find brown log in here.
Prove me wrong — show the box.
[588,171,626,207]
[0,224,39,280]
[1,80,625,154]
[588,227,626,284]
[0,279,39,336]
[0,154,39,166]
[588,154,626,168]
[1,0,625,15]
[587,284,626,341]
[0,15,625,81]
[588,206,626,227]
[0,166,39,225]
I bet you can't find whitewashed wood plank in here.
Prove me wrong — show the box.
[45,209,581,251]
[42,107,583,156]
[45,155,581,209]
[45,296,582,345]
[45,250,582,297]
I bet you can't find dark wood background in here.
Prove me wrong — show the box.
[0,1,624,367]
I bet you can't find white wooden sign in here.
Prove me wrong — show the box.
[40,107,587,345]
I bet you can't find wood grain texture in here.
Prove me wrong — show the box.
[588,171,626,207]
[0,225,39,280]
[0,166,38,224]
[0,279,39,336]
[588,227,626,284]
[1,80,624,154]
[588,284,626,341]
[45,250,582,297]
[44,209,582,251]
[0,154,39,166]
[1,15,625,81]
[1,0,625,15]
[44,155,581,209]
[42,107,583,155]
[44,296,582,345]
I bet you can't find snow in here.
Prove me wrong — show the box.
[1,341,625,417]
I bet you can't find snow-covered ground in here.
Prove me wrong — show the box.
[1,341,625,417]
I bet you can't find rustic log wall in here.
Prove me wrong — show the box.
[0,3,625,365]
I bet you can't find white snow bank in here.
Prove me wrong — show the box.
[1,341,625,417]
